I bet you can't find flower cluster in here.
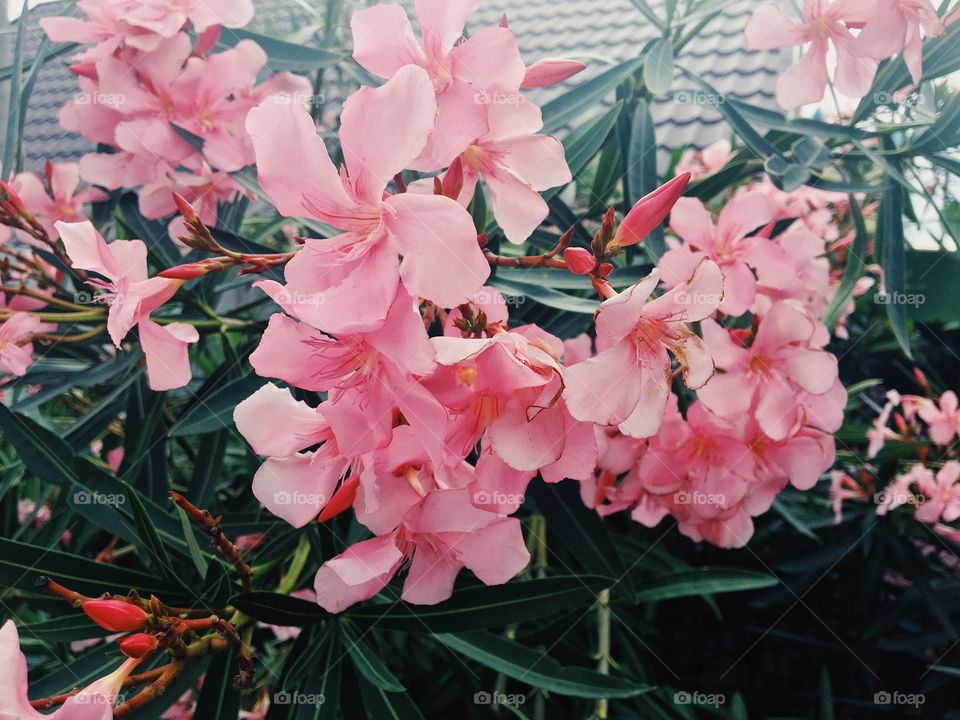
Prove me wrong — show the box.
[40,0,310,234]
[573,179,850,547]
[746,0,952,109]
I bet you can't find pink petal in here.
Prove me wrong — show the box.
[488,401,566,471]
[339,65,437,203]
[401,542,463,604]
[496,134,572,191]
[459,518,530,585]
[138,319,198,391]
[314,535,404,612]
[350,4,425,78]
[411,78,488,171]
[234,384,327,457]
[745,2,808,50]
[245,101,355,224]
[248,313,328,391]
[563,341,643,427]
[618,366,671,438]
[833,38,879,99]
[415,0,479,55]
[668,196,715,248]
[776,43,830,109]
[383,192,490,307]
[451,27,525,92]
[252,451,341,527]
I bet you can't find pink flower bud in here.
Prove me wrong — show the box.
[563,247,595,275]
[118,633,158,659]
[83,599,148,632]
[159,263,209,280]
[614,172,690,247]
[521,59,587,89]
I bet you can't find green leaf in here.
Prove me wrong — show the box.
[346,576,610,632]
[627,99,665,257]
[491,278,597,314]
[0,404,75,486]
[435,631,651,699]
[2,6,27,177]
[528,480,631,592]
[635,568,779,602]
[342,623,405,692]
[0,537,180,597]
[542,56,645,134]
[193,645,240,720]
[175,504,210,577]
[121,479,178,581]
[216,29,344,73]
[878,172,912,358]
[169,374,265,436]
[20,612,108,643]
[468,183,488,235]
[357,674,425,720]
[823,198,868,329]
[546,101,623,200]
[188,429,229,509]
[644,38,674,96]
[230,591,331,625]
[627,0,667,32]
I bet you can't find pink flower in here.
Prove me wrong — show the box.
[0,619,135,719]
[350,0,525,171]
[914,462,960,524]
[675,139,733,180]
[661,190,780,316]
[563,259,723,438]
[313,487,528,611]
[245,65,490,333]
[855,0,944,83]
[41,0,254,61]
[918,391,960,445]
[10,162,107,240]
[0,313,50,377]
[698,300,839,441]
[246,287,447,462]
[867,390,901,458]
[57,220,198,390]
[745,0,879,108]
[450,100,572,244]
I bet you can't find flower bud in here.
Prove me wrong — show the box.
[442,157,465,200]
[563,247,595,275]
[159,263,210,280]
[83,599,148,632]
[597,262,614,277]
[614,172,690,247]
[318,475,360,523]
[521,59,587,89]
[118,632,158,659]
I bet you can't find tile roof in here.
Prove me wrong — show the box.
[7,0,788,173]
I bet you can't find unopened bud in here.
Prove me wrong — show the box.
[172,192,199,223]
[318,475,360,523]
[614,172,690,247]
[118,633,158,659]
[600,207,616,243]
[521,58,587,89]
[913,367,930,391]
[597,262,613,277]
[443,157,464,200]
[159,262,210,280]
[563,247,595,275]
[83,599,148,632]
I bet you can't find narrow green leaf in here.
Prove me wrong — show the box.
[2,6,27,177]
[342,623,405,692]
[435,631,651,699]
[169,374,265,436]
[230,591,331,626]
[542,56,644,134]
[823,198,868,329]
[545,101,623,200]
[635,569,778,602]
[175,504,210,577]
[216,29,344,73]
[878,172,912,358]
[193,646,240,720]
[627,99,665,257]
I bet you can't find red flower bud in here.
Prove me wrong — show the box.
[442,157,465,200]
[563,247,595,275]
[614,172,690,247]
[118,633,158,659]
[172,192,199,223]
[83,600,148,632]
[597,262,614,277]
[521,59,587,89]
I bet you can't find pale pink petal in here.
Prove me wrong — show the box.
[669,197,715,248]
[138,320,198,391]
[314,535,404,612]
[252,451,341,527]
[350,4,425,78]
[785,348,838,394]
[339,65,437,202]
[484,168,550,245]
[745,3,808,50]
[776,43,829,109]
[189,0,254,31]
[401,543,463,604]
[564,341,643,427]
[488,401,566,471]
[450,27,525,92]
[411,78,489,171]
[496,134,571,191]
[415,0,479,54]
[833,39,879,99]
[383,192,490,307]
[459,518,530,585]
[234,384,328,457]
[618,367,671,438]
[248,313,328,392]
[245,101,355,224]
[56,220,125,282]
